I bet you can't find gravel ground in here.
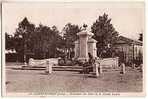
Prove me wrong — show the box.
[5,63,143,95]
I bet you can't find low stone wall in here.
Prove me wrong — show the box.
[97,57,119,68]
[28,58,59,67]
[28,57,118,69]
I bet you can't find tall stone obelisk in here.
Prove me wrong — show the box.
[77,30,94,62]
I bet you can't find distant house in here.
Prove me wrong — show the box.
[113,36,143,64]
[5,49,18,62]
[5,49,16,54]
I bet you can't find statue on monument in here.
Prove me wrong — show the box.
[82,23,88,30]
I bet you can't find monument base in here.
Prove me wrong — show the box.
[77,57,89,63]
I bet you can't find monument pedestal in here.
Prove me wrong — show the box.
[77,30,94,62]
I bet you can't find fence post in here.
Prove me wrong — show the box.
[95,63,99,77]
[132,63,136,69]
[28,58,34,66]
[116,57,119,68]
[140,64,143,72]
[45,60,52,74]
[99,63,102,74]
[120,63,125,74]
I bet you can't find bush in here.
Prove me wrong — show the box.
[58,59,65,66]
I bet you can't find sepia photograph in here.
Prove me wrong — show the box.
[2,1,145,96]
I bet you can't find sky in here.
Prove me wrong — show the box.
[2,2,145,40]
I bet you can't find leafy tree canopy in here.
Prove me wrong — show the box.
[10,17,63,60]
[91,13,119,57]
[63,23,81,48]
[138,33,143,41]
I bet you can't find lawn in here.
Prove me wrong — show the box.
[5,62,143,95]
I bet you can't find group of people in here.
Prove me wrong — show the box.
[82,53,97,74]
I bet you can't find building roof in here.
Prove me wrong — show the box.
[115,36,143,46]
[88,38,97,43]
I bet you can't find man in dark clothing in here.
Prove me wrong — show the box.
[83,53,95,73]
[88,53,95,65]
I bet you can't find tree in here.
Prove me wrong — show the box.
[12,17,63,61]
[138,33,143,41]
[51,26,64,57]
[14,17,35,62]
[32,24,62,59]
[62,23,81,58]
[91,13,119,57]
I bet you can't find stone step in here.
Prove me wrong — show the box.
[21,65,120,72]
[54,68,82,71]
[23,65,83,68]
[21,66,83,72]
[53,66,83,69]
[21,66,45,70]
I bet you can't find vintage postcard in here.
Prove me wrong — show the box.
[1,1,145,96]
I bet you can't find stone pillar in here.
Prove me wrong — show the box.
[87,38,97,58]
[120,63,125,74]
[74,40,79,59]
[99,63,102,74]
[95,63,99,77]
[77,30,94,62]
[45,60,52,74]
[116,57,119,68]
[93,59,102,77]
[139,64,143,72]
[29,58,34,66]
[132,63,136,69]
